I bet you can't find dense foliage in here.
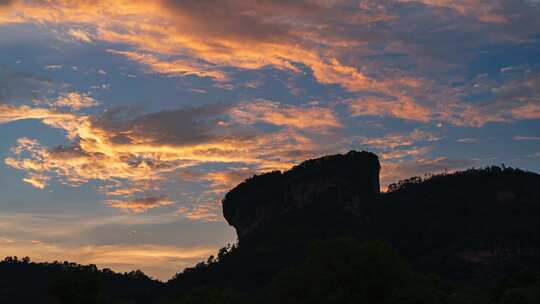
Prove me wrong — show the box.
[386,166,527,193]
[271,239,441,304]
[166,239,540,304]
[0,257,159,303]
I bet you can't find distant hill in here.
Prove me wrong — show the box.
[2,151,540,303]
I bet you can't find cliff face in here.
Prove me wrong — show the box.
[222,151,380,243]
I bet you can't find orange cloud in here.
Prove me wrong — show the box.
[177,202,223,223]
[438,100,540,128]
[0,0,422,99]
[230,100,341,132]
[22,174,49,189]
[107,197,175,213]
[349,95,432,122]
[3,0,532,131]
[0,101,335,216]
[0,105,84,138]
[179,167,258,194]
[511,103,540,120]
[204,169,256,191]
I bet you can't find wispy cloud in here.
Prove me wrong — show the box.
[33,92,99,110]
[357,129,441,150]
[67,28,93,43]
[108,50,228,81]
[397,0,508,23]
[348,95,431,122]
[230,100,341,132]
[514,135,540,141]
[177,202,223,223]
[107,197,175,213]
[45,65,62,70]
[457,138,480,143]
[1,0,539,128]
[0,100,343,216]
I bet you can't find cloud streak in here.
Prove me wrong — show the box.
[107,197,175,213]
[34,92,99,110]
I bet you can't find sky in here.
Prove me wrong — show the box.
[0,0,539,280]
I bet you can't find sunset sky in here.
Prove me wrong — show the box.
[0,0,539,280]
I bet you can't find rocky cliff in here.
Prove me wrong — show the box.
[222,151,380,243]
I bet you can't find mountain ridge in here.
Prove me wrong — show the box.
[169,151,540,291]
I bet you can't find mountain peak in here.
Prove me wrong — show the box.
[222,151,380,243]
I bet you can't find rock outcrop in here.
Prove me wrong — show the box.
[222,151,380,243]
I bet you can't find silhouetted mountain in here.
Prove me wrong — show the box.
[2,151,540,303]
[223,151,380,243]
[169,151,540,294]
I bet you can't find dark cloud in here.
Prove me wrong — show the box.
[0,0,15,7]
[162,0,322,43]
[93,103,255,147]
[49,144,92,159]
[0,67,51,104]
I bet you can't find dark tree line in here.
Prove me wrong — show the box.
[0,257,160,303]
